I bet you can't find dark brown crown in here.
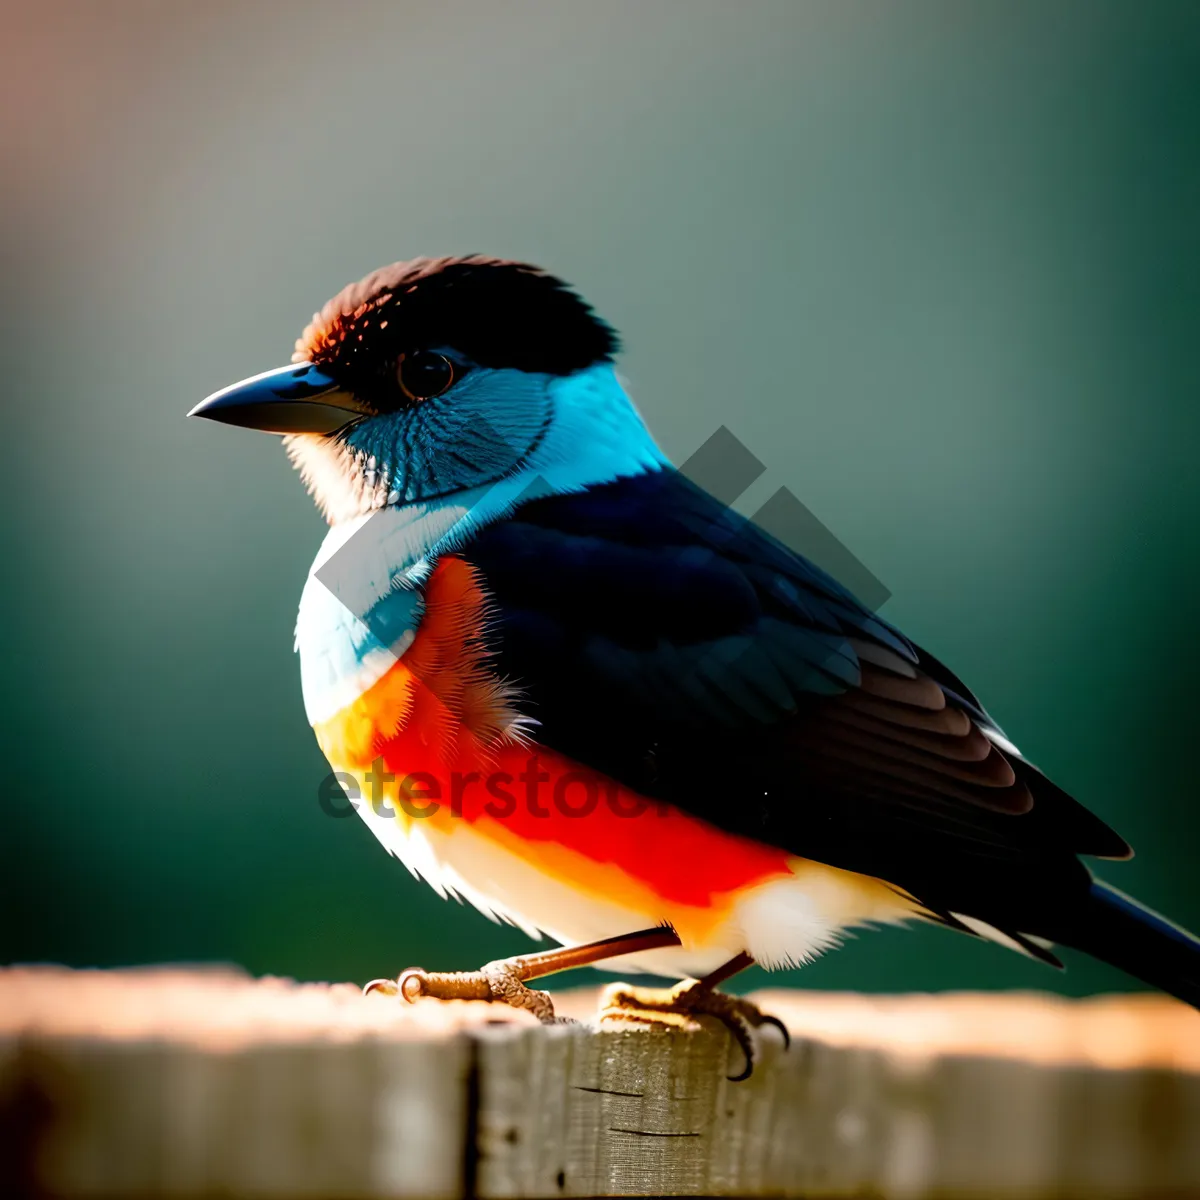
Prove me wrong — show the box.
[294,257,619,385]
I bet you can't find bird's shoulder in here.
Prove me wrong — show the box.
[462,465,920,714]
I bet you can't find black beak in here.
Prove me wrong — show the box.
[189,362,371,434]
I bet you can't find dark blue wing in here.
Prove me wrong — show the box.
[460,468,1129,935]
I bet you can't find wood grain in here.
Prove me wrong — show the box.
[1,967,1197,1198]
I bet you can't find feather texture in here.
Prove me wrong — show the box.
[457,468,1132,950]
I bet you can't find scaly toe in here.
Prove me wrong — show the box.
[364,962,568,1025]
[479,960,560,1023]
[596,981,788,1081]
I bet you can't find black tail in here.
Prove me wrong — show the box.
[1056,880,1200,1007]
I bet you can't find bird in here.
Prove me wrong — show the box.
[191,255,1198,1078]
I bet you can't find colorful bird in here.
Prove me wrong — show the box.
[192,256,1198,1076]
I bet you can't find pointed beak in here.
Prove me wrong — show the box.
[189,362,371,435]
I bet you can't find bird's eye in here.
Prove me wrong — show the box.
[396,350,456,401]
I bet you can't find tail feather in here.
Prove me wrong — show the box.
[1057,880,1200,1008]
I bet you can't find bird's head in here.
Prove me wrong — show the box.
[191,256,656,523]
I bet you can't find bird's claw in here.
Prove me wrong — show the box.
[364,961,571,1025]
[598,981,789,1081]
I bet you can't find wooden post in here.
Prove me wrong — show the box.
[2,967,1197,1197]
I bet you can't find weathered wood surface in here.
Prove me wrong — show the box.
[1,967,1197,1198]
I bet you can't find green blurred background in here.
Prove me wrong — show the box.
[2,2,1197,999]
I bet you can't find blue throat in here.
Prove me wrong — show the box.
[294,363,668,723]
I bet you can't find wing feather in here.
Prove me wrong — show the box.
[460,468,1131,940]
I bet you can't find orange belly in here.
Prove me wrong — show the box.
[312,555,796,948]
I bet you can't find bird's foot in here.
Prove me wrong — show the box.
[364,960,572,1025]
[597,980,789,1081]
